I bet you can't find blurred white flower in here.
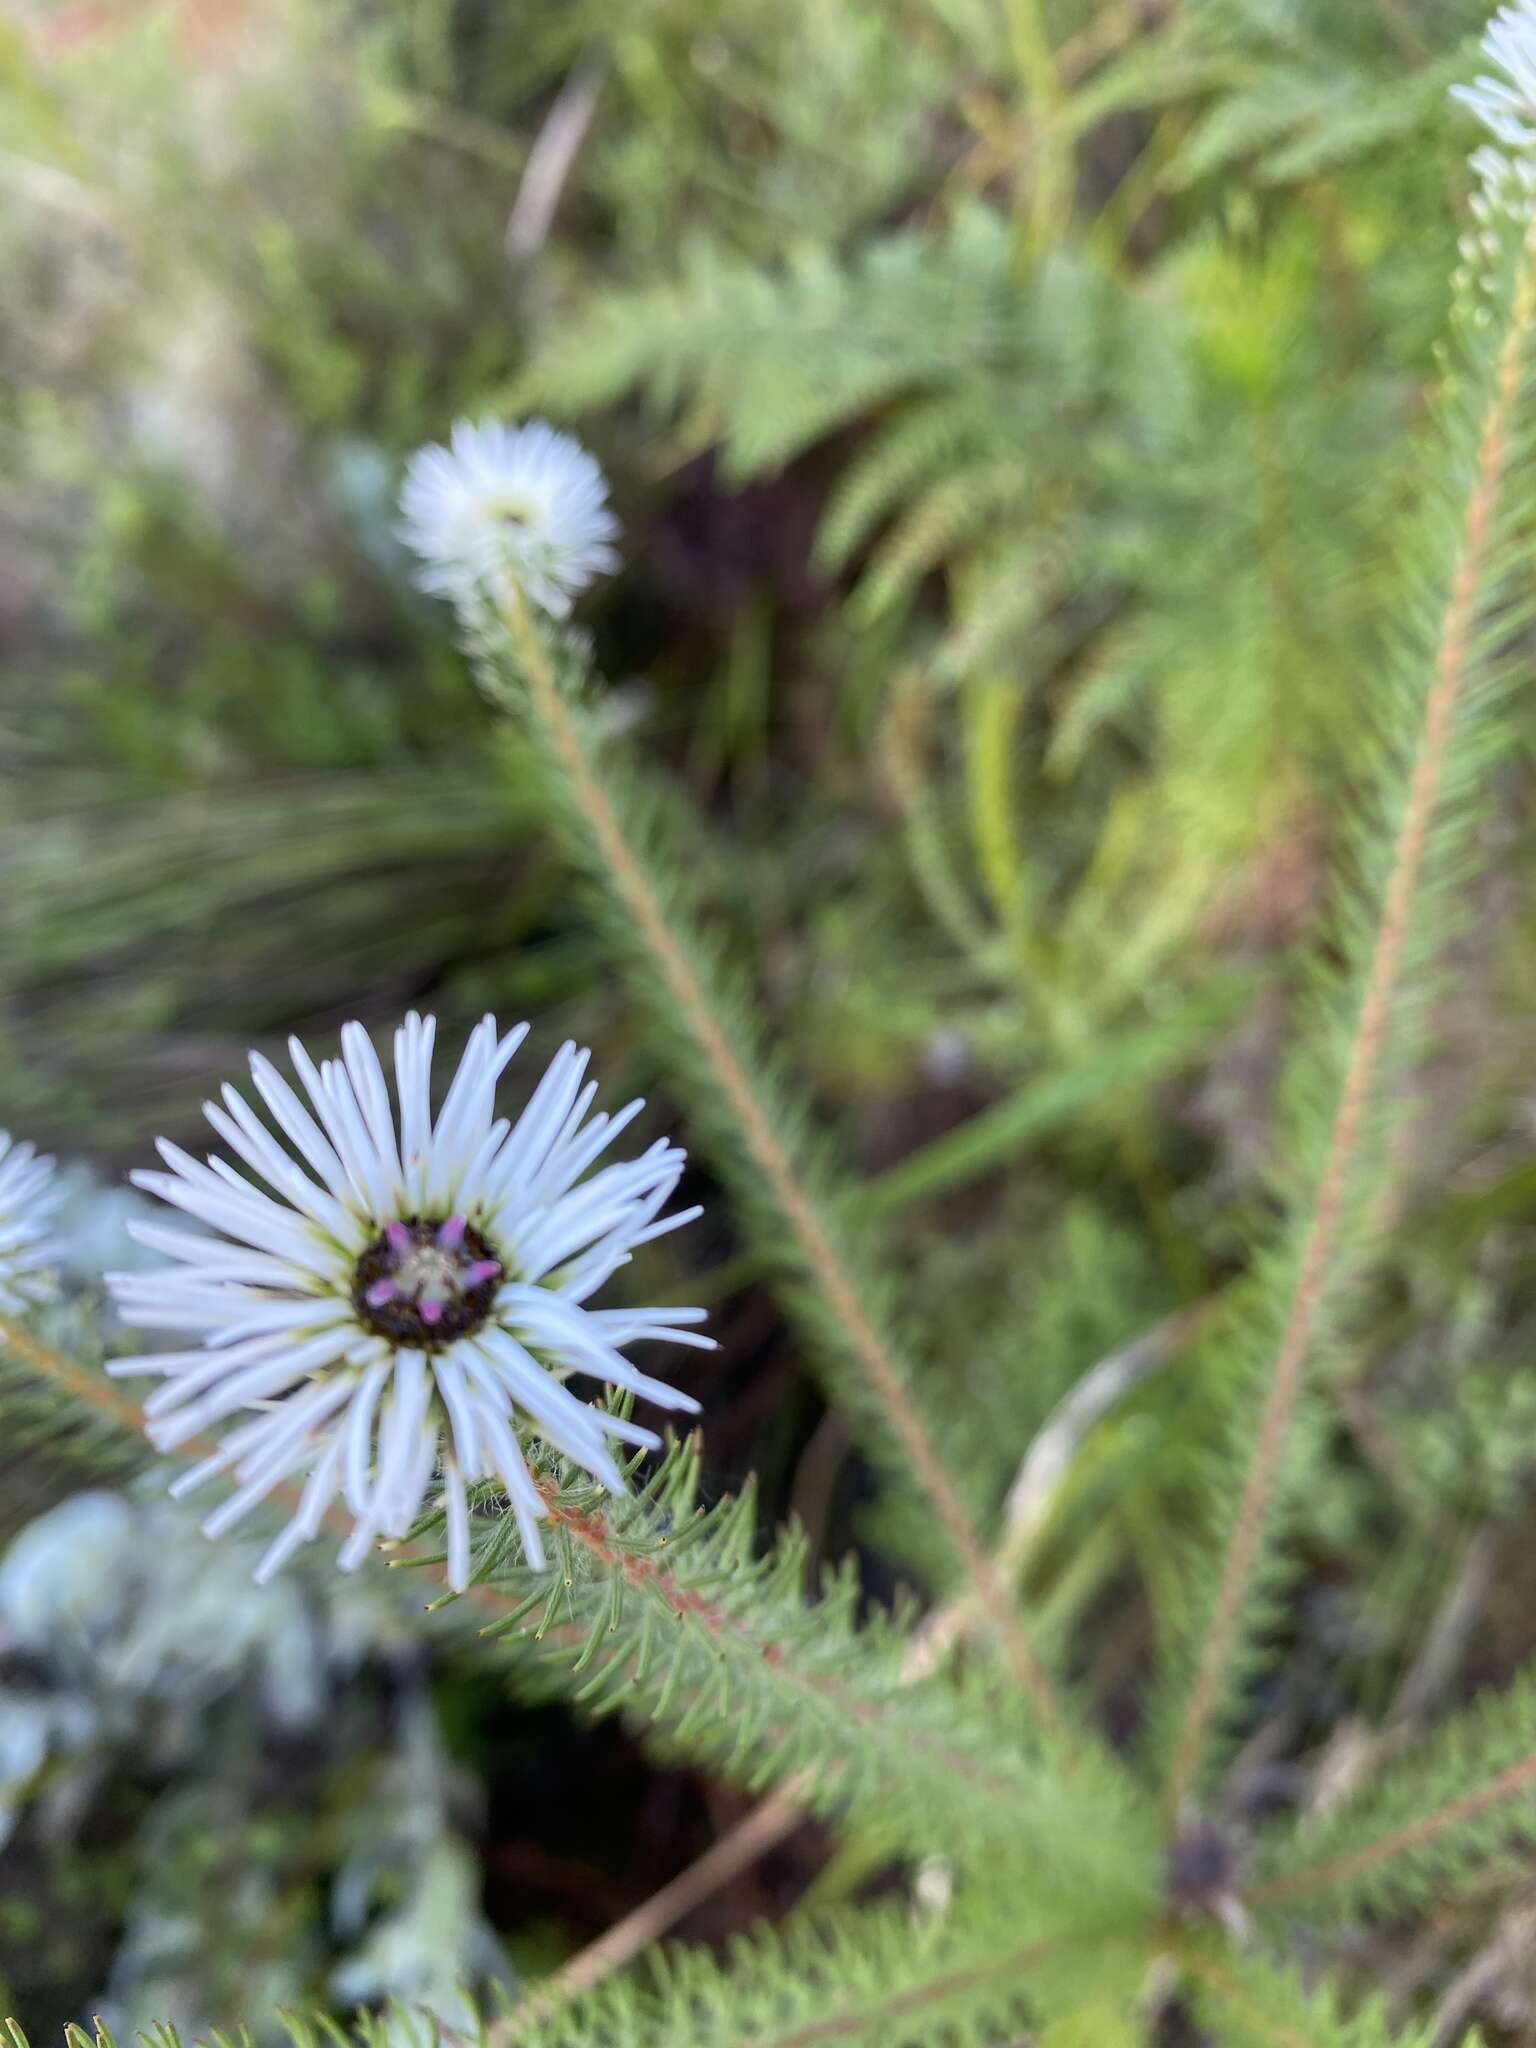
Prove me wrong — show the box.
[398,418,620,616]
[0,1129,64,1315]
[1453,2,1536,148]
[108,1015,709,1591]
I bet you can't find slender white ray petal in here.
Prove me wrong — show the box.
[474,1400,550,1572]
[124,1219,337,1291]
[443,1460,472,1593]
[111,1017,705,1589]
[0,1135,64,1316]
[341,1023,405,1195]
[340,1357,390,1516]
[466,1335,625,1492]
[394,1011,436,1209]
[434,1354,485,1481]
[1456,4,1536,149]
[208,1089,360,1246]
[398,418,620,616]
[253,1431,348,1586]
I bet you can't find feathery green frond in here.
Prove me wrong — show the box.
[816,392,990,573]
[1249,1664,1536,1918]
[1157,136,1536,1810]
[0,1307,150,1528]
[498,1887,1151,2048]
[4,2003,500,2048]
[457,588,1075,1736]
[455,1437,1148,1867]
[1179,1941,1454,2048]
[514,214,1021,481]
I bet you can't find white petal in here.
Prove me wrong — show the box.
[253,1430,348,1584]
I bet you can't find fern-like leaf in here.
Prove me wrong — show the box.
[1158,139,1536,1811]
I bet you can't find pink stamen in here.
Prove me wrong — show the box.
[385,1220,412,1255]
[436,1214,467,1250]
[463,1259,501,1288]
[366,1279,399,1308]
[419,1297,445,1327]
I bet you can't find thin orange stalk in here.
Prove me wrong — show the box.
[1248,1750,1536,1908]
[499,1932,1064,2048]
[5,1319,1014,1803]
[501,592,1068,1741]
[0,1312,147,1437]
[1165,237,1536,1818]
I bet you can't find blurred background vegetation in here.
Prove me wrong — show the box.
[5,0,1536,2035]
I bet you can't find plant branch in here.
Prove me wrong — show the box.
[1004,0,1071,262]
[0,1312,148,1438]
[500,589,1069,1742]
[497,1306,1206,2027]
[494,1783,809,2037]
[517,1481,1031,1803]
[1246,1751,1536,1909]
[25,1313,1023,1819]
[505,51,606,261]
[499,1930,1065,2048]
[757,1940,1058,2048]
[1163,230,1536,1819]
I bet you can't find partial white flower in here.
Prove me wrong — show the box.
[398,418,620,617]
[107,1016,709,1592]
[0,1130,64,1314]
[1453,2,1536,148]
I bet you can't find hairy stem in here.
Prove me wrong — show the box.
[517,1480,1029,1803]
[1247,1751,1536,1909]
[494,1782,810,2038]
[0,1312,146,1437]
[502,591,1069,1740]
[1005,0,1071,263]
[1164,238,1536,1819]
[502,1932,1065,2048]
[765,1940,1061,2048]
[17,1315,1017,1819]
[498,1308,1202,2026]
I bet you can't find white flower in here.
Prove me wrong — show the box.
[398,418,620,617]
[1454,2,1536,148]
[0,1131,64,1315]
[107,1016,709,1592]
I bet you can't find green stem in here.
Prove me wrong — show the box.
[1005,0,1071,263]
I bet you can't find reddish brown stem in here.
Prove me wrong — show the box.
[5,1319,1011,1801]
[1248,1751,1536,1908]
[0,1313,146,1438]
[500,1932,1063,2048]
[1164,240,1536,1819]
[503,593,1068,1743]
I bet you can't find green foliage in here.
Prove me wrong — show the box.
[0,1305,144,1515]
[463,601,1016,1560]
[3,2010,498,2048]
[499,1890,1151,2048]
[9,0,1536,2043]
[1250,1663,1536,1918]
[1177,1944,1459,2048]
[465,1437,1151,1869]
[1152,134,1536,1798]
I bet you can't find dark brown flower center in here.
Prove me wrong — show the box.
[352,1215,502,1352]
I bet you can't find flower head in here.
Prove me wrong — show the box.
[1453,2,1536,148]
[398,418,620,616]
[0,1130,64,1314]
[108,1016,709,1591]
